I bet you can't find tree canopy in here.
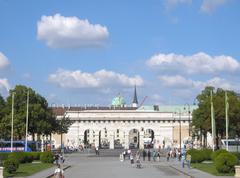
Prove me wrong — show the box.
[0,85,72,141]
[192,86,240,147]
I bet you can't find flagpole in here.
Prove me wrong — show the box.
[225,91,229,151]
[11,92,15,153]
[25,89,29,152]
[211,90,216,151]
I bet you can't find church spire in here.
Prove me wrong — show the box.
[132,85,138,107]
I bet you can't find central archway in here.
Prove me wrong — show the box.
[144,129,154,149]
[129,129,139,149]
[99,129,110,149]
[84,129,96,149]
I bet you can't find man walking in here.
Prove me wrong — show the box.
[142,149,146,161]
[147,149,151,161]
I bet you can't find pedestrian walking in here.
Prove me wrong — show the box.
[127,149,131,159]
[181,152,186,168]
[186,154,191,168]
[123,150,126,160]
[130,153,134,164]
[54,164,64,178]
[157,150,161,161]
[55,153,59,165]
[166,151,170,161]
[147,149,151,161]
[95,146,99,155]
[152,150,156,162]
[135,151,141,168]
[142,149,146,161]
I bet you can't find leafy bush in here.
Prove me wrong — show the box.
[8,152,33,163]
[201,148,213,161]
[186,149,205,163]
[232,152,240,160]
[31,152,41,160]
[3,158,19,173]
[25,153,33,163]
[40,152,54,163]
[0,153,10,166]
[215,152,238,173]
[211,149,228,161]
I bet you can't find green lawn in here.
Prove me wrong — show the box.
[4,162,53,177]
[191,163,235,176]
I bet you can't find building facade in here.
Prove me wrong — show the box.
[52,104,197,150]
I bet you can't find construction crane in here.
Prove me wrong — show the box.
[139,96,148,107]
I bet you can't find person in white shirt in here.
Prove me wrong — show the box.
[54,164,64,178]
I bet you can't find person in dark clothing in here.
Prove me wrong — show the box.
[147,149,151,161]
[142,149,146,161]
[157,151,161,161]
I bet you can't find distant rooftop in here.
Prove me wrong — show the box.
[51,104,198,116]
[137,105,198,113]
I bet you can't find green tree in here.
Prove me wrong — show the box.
[1,85,60,140]
[192,86,240,148]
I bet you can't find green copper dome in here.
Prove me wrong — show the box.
[111,95,126,107]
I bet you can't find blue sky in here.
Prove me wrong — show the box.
[0,0,240,106]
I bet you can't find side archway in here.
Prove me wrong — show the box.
[144,129,154,148]
[129,129,139,149]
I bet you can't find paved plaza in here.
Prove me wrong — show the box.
[64,155,186,178]
[28,152,234,178]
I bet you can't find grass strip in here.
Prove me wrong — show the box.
[4,162,53,177]
[191,163,234,176]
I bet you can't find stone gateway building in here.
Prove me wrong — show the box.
[52,87,197,150]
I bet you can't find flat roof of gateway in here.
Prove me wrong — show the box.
[137,105,198,112]
[51,105,198,116]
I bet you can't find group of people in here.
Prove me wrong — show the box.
[120,147,192,169]
[120,149,163,168]
[54,153,65,178]
[166,148,192,168]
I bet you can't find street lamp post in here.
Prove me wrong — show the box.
[11,92,15,153]
[235,135,239,152]
[184,104,191,137]
[25,89,29,152]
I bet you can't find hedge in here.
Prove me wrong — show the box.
[40,151,54,163]
[186,149,205,163]
[0,152,10,163]
[232,152,240,160]
[211,149,228,161]
[215,152,238,173]
[4,158,19,173]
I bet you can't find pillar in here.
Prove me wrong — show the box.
[109,130,114,149]
[94,130,100,148]
[0,167,3,178]
[139,130,144,149]
[124,132,129,149]
[154,130,163,149]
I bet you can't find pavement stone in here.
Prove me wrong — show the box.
[24,152,236,178]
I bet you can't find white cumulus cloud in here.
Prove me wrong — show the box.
[147,52,240,75]
[159,75,237,91]
[0,52,10,70]
[201,0,228,13]
[49,69,144,89]
[0,78,10,92]
[37,14,109,49]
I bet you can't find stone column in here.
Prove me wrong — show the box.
[139,130,144,149]
[0,167,3,178]
[154,130,162,149]
[124,132,129,149]
[94,130,100,148]
[109,130,115,149]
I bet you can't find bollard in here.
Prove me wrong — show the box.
[0,167,3,178]
[235,165,240,178]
